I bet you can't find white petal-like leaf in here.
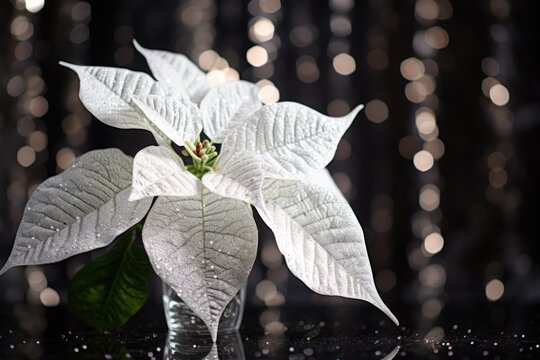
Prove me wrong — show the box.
[222,102,363,179]
[201,152,266,209]
[0,149,152,275]
[259,178,398,325]
[130,146,200,201]
[383,346,400,360]
[60,62,168,132]
[309,168,346,202]
[134,40,210,103]
[204,344,218,360]
[132,95,202,145]
[142,189,258,342]
[200,81,262,142]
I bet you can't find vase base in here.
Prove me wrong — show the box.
[162,282,247,334]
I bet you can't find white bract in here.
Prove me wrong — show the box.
[1,41,398,341]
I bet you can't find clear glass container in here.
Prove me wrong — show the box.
[162,282,246,334]
[164,331,245,360]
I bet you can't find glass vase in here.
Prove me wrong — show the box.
[162,282,246,334]
[164,331,245,360]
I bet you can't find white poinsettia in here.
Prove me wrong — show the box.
[1,41,398,342]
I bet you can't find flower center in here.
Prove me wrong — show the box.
[183,138,218,178]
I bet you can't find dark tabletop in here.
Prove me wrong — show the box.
[2,303,540,359]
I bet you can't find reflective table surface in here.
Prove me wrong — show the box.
[1,304,540,359]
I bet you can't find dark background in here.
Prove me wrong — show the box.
[1,0,540,356]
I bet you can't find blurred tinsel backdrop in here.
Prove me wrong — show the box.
[1,0,540,358]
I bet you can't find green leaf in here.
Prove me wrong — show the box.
[68,225,152,332]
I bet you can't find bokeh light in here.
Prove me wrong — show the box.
[365,99,389,123]
[489,84,510,106]
[247,45,268,67]
[413,150,434,172]
[485,279,505,302]
[423,232,444,255]
[332,53,356,75]
[25,0,44,13]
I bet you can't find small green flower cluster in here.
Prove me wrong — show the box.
[183,138,218,178]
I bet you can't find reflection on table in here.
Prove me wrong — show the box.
[164,330,245,360]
